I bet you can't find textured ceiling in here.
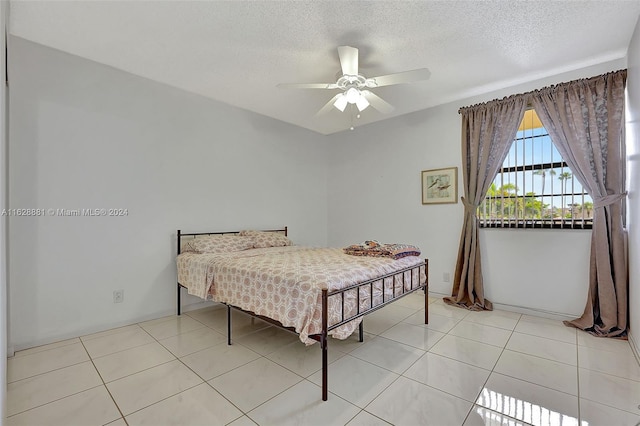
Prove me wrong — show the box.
[8,0,640,135]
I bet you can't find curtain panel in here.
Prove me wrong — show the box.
[444,96,527,310]
[531,69,627,338]
[449,69,628,339]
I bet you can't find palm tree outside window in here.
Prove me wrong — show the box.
[478,109,593,229]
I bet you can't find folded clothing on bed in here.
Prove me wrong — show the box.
[343,241,421,259]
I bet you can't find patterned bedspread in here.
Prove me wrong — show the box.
[177,246,426,344]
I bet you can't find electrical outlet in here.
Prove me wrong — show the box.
[113,290,124,303]
[443,272,451,283]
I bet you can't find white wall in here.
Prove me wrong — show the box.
[327,59,625,318]
[7,32,636,352]
[8,37,328,350]
[627,15,640,357]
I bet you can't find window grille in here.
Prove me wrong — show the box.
[478,109,592,229]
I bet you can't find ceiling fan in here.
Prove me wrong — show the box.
[278,46,431,116]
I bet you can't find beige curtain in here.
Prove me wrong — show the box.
[531,70,628,338]
[444,96,528,311]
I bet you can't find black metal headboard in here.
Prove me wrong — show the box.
[176,227,288,255]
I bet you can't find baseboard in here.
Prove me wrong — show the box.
[10,300,218,354]
[427,290,578,321]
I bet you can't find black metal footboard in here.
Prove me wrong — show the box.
[224,259,428,401]
[312,259,429,400]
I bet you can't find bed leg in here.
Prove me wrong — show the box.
[321,288,328,401]
[177,284,181,316]
[424,285,429,325]
[424,260,429,325]
[321,333,328,401]
[359,320,364,342]
[227,305,232,345]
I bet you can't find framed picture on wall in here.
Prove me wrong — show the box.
[422,167,458,204]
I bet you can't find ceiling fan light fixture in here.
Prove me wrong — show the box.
[355,95,369,112]
[279,46,430,118]
[333,94,348,112]
[345,87,360,104]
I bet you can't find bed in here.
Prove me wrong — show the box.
[175,227,428,400]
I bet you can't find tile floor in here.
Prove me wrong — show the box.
[5,294,640,426]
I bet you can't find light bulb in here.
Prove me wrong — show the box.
[333,94,348,112]
[345,88,360,104]
[355,95,369,112]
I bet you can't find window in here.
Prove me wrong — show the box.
[478,109,592,229]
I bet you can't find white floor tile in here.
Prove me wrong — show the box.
[393,291,429,310]
[7,361,103,416]
[577,331,635,355]
[578,398,640,426]
[430,334,503,370]
[266,339,346,377]
[106,360,202,415]
[209,357,302,412]
[12,300,632,426]
[494,350,578,395]
[138,314,180,329]
[578,367,640,414]
[159,326,226,357]
[92,341,175,383]
[180,341,261,380]
[308,355,398,408]
[82,326,155,359]
[13,338,80,358]
[449,320,513,347]
[81,324,141,342]
[8,342,90,382]
[228,416,258,426]
[463,405,529,426]
[380,322,445,350]
[478,373,579,425]
[346,410,392,425]
[349,336,424,374]
[404,352,491,402]
[366,376,473,425]
[362,304,418,335]
[403,311,460,333]
[125,383,243,426]
[428,302,471,320]
[514,320,577,344]
[5,386,120,426]
[247,380,360,425]
[193,308,271,337]
[506,332,577,366]
[463,310,521,330]
[140,315,205,340]
[578,344,640,381]
[233,326,300,355]
[329,332,374,353]
[519,314,572,327]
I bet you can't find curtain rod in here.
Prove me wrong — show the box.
[458,69,627,114]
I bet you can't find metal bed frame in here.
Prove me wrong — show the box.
[176,227,429,401]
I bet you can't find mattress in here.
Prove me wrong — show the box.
[177,246,426,344]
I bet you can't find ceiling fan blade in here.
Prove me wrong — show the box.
[316,94,343,116]
[361,90,395,114]
[277,83,339,89]
[337,46,359,76]
[365,68,431,87]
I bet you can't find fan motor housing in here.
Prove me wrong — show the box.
[336,74,367,89]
